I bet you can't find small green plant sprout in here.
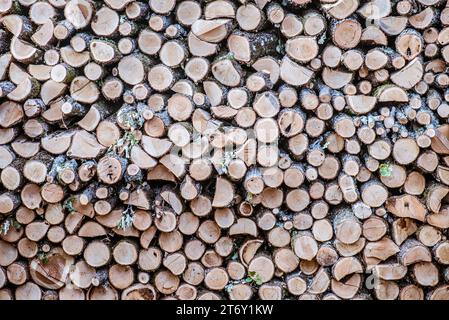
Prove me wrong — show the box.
[117,206,135,230]
[322,141,330,150]
[63,196,76,213]
[379,163,393,177]
[37,252,49,265]
[245,192,253,202]
[245,271,263,286]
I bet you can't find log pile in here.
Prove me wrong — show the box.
[2,0,449,301]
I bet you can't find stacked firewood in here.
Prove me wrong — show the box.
[2,0,449,300]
